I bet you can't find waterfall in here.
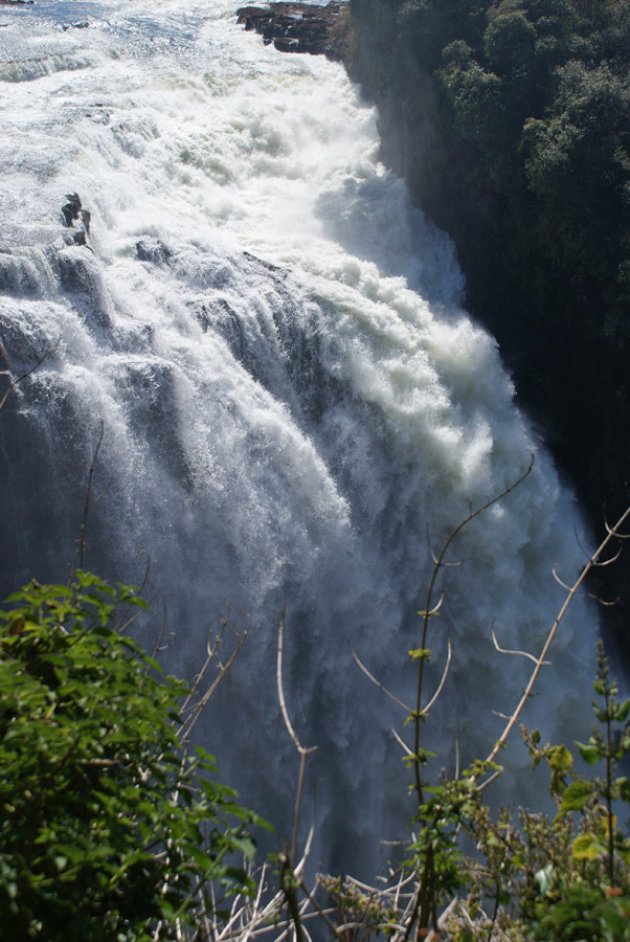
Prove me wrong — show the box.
[0,0,597,879]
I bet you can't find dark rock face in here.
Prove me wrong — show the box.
[236,2,345,57]
[136,239,172,266]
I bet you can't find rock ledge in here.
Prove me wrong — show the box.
[236,2,345,57]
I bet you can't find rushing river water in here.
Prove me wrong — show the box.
[0,0,597,878]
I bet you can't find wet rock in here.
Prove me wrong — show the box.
[62,192,82,227]
[236,2,345,57]
[0,252,40,297]
[56,246,98,293]
[243,249,283,274]
[136,238,172,265]
[55,246,111,330]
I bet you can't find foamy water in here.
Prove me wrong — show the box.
[0,0,596,877]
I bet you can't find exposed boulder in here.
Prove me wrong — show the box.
[136,238,173,265]
[236,2,345,57]
[61,192,91,240]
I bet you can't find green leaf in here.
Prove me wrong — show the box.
[0,574,260,938]
[548,744,573,773]
[615,697,630,723]
[558,780,593,813]
[408,648,431,660]
[576,741,601,765]
[571,833,605,861]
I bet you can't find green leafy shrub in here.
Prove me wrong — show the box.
[0,572,261,940]
[440,642,630,940]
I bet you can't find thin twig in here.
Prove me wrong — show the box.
[277,612,317,867]
[491,627,549,666]
[423,640,452,715]
[77,420,105,571]
[179,624,248,743]
[350,645,412,714]
[414,456,535,802]
[481,503,630,777]
[0,338,60,411]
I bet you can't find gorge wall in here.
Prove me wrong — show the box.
[338,0,630,656]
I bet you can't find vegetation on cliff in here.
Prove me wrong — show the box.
[343,0,630,635]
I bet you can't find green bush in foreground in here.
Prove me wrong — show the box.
[0,572,260,940]
[442,642,630,940]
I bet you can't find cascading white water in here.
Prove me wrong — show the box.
[1,0,598,878]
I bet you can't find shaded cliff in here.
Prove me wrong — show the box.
[340,0,630,652]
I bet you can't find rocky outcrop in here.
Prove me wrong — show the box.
[136,239,172,266]
[236,2,345,57]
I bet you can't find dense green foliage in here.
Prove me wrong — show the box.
[344,0,630,635]
[1,543,630,938]
[0,573,259,940]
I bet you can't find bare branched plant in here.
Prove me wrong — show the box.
[75,419,106,571]
[0,336,60,411]
[320,468,630,942]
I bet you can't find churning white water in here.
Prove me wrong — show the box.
[0,0,597,877]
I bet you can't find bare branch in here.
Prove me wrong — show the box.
[0,338,60,411]
[426,523,462,568]
[482,503,630,777]
[391,726,414,758]
[590,592,620,607]
[298,880,341,938]
[593,546,622,567]
[277,612,317,867]
[350,645,412,714]
[491,627,549,666]
[180,624,248,743]
[423,640,452,715]
[413,455,535,802]
[76,420,105,571]
[605,514,630,538]
[551,566,572,592]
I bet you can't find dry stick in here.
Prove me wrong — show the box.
[350,646,412,714]
[276,611,319,942]
[414,455,535,803]
[276,611,317,867]
[77,419,105,570]
[0,338,60,411]
[402,458,535,942]
[213,822,320,942]
[423,639,452,714]
[179,625,248,744]
[481,502,630,779]
[491,627,549,666]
